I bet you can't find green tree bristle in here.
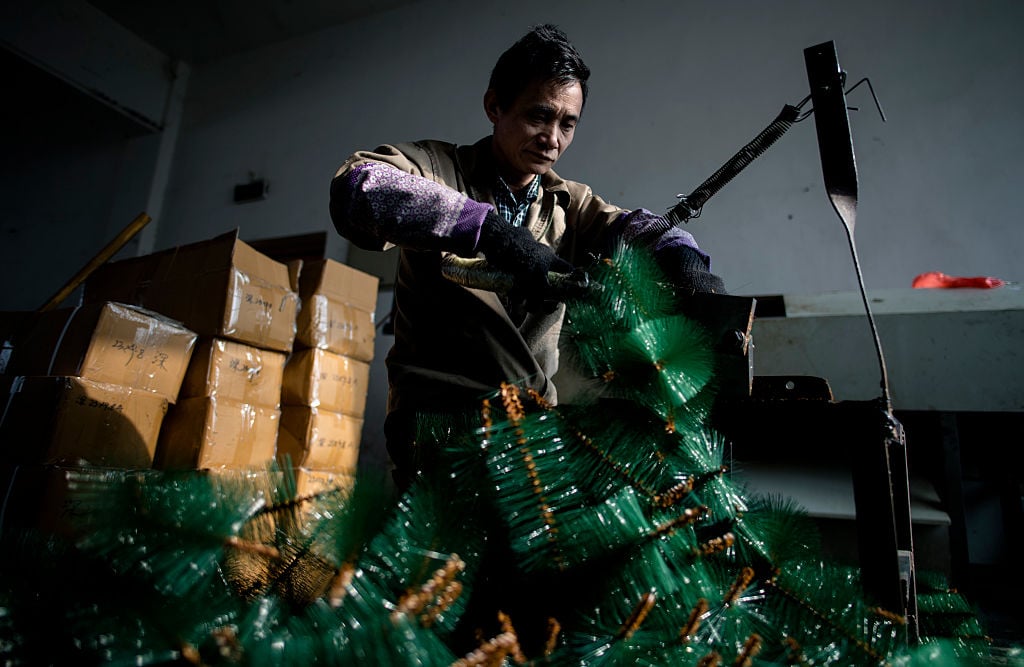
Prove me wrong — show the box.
[0,239,1011,665]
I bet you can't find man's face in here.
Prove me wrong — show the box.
[485,79,583,190]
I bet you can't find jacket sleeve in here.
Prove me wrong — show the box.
[570,187,725,294]
[611,208,707,259]
[614,208,726,294]
[329,143,493,257]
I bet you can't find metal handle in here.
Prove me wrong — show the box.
[39,212,152,311]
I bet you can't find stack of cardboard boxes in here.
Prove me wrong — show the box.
[0,301,198,534]
[0,301,198,468]
[278,259,378,497]
[82,229,301,472]
[157,338,287,469]
[0,229,380,533]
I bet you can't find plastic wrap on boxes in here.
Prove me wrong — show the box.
[155,396,279,470]
[296,297,375,362]
[277,406,361,473]
[0,376,168,468]
[6,302,197,402]
[294,259,378,362]
[84,230,299,353]
[293,467,356,499]
[180,338,285,408]
[281,348,369,417]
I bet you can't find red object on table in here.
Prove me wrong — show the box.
[912,271,1006,289]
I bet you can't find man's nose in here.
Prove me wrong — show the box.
[538,125,560,150]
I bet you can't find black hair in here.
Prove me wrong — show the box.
[488,24,590,111]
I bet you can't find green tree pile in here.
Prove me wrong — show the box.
[0,242,1010,666]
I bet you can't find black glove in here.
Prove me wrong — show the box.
[477,210,574,307]
[656,243,727,295]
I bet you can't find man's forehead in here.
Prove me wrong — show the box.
[517,80,583,114]
[525,104,580,126]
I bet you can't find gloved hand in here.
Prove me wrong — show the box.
[477,210,574,310]
[656,243,727,295]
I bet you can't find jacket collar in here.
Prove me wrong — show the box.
[459,136,572,208]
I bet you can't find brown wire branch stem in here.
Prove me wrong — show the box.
[223,535,281,560]
[617,590,657,640]
[680,598,709,644]
[733,633,763,666]
[450,632,519,667]
[723,567,756,606]
[652,505,708,539]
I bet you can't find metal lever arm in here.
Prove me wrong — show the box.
[666,104,800,226]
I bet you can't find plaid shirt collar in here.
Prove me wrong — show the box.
[493,175,541,227]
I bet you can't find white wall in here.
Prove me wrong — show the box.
[159,0,1023,298]
[5,1,1021,305]
[0,54,162,312]
[0,0,182,312]
[147,0,1024,486]
[3,0,1022,480]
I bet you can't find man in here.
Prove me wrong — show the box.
[330,24,724,489]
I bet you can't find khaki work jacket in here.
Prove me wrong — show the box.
[338,136,635,415]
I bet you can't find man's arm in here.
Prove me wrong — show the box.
[612,208,727,295]
[570,188,726,295]
[330,145,492,257]
[330,143,573,300]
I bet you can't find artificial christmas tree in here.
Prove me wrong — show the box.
[0,242,1008,665]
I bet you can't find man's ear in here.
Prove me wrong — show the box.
[483,89,501,124]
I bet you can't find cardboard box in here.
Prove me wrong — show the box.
[281,348,370,417]
[180,337,285,408]
[6,302,197,402]
[276,407,362,473]
[293,467,356,498]
[154,396,280,471]
[294,259,378,362]
[0,376,168,468]
[84,229,299,353]
[298,258,378,314]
